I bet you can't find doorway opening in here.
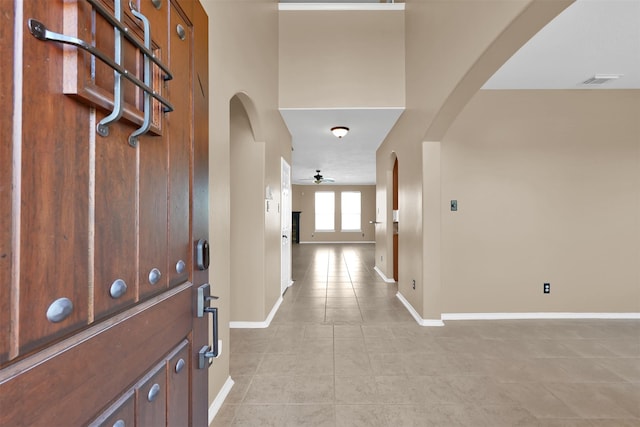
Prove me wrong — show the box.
[229,94,265,322]
[281,158,292,295]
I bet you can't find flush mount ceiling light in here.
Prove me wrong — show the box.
[330,126,349,138]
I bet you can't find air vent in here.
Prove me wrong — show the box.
[582,74,622,85]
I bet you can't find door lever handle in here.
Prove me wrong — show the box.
[197,283,220,369]
[198,306,218,368]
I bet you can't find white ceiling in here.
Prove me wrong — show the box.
[281,0,640,186]
[484,0,640,89]
[281,108,403,185]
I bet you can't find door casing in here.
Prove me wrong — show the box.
[281,158,293,294]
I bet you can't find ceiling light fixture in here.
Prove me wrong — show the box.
[582,74,622,85]
[330,126,349,138]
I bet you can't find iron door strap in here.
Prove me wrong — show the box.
[127,4,152,147]
[86,0,172,80]
[27,0,174,143]
[96,0,124,137]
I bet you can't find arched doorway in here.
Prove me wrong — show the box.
[229,94,265,322]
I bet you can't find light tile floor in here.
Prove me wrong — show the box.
[213,244,640,426]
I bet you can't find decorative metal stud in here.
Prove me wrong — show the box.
[113,420,125,427]
[175,358,186,373]
[176,24,186,41]
[46,298,73,323]
[175,260,186,274]
[147,383,160,402]
[110,279,127,299]
[151,0,162,9]
[148,268,161,285]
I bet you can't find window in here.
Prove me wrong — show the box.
[341,191,361,231]
[315,191,335,231]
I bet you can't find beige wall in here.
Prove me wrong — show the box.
[201,0,291,417]
[230,96,266,322]
[292,185,376,242]
[441,89,640,313]
[279,10,405,108]
[376,0,573,320]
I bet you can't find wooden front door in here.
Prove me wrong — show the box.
[0,0,210,425]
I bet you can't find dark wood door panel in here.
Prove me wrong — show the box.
[18,0,90,356]
[138,134,170,298]
[0,0,15,366]
[136,360,167,427]
[138,0,171,300]
[167,340,190,426]
[91,0,167,315]
[0,284,192,427]
[93,119,138,320]
[88,339,190,427]
[88,390,136,427]
[167,4,192,288]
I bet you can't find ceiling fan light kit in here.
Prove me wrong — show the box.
[330,126,349,138]
[313,169,334,184]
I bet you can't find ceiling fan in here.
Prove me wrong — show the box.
[303,169,335,185]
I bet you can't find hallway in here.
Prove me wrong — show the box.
[214,244,640,426]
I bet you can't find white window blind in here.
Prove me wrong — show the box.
[315,191,335,231]
[341,191,361,231]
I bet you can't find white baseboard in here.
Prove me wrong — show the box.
[442,312,640,321]
[229,295,283,329]
[208,376,234,426]
[299,241,375,244]
[374,266,396,283]
[396,292,445,327]
[394,291,640,326]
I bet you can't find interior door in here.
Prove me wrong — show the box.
[0,0,210,425]
[393,158,399,282]
[281,158,292,294]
